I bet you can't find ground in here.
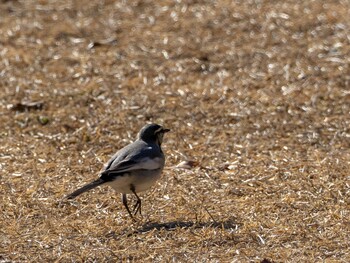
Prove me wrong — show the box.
[0,0,349,262]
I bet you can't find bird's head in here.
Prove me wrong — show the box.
[137,123,170,145]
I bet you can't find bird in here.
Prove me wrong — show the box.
[66,123,170,219]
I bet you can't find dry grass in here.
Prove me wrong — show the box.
[1,0,350,262]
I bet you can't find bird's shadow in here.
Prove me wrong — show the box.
[106,220,240,239]
[136,219,239,234]
[106,219,240,239]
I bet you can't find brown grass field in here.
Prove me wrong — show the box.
[1,0,350,262]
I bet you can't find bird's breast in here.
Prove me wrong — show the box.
[106,169,163,194]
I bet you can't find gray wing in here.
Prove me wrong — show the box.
[100,140,164,181]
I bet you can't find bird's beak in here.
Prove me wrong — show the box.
[163,128,170,133]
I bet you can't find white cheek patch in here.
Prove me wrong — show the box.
[154,127,163,134]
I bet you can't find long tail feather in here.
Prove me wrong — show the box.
[66,179,105,199]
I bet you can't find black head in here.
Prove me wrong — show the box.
[137,123,170,145]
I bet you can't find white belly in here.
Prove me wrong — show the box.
[106,169,162,194]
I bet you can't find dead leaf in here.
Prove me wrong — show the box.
[9,101,44,112]
[175,160,199,169]
[87,37,117,49]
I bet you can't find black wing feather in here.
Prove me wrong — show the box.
[66,178,105,199]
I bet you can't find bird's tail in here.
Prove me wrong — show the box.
[66,178,105,199]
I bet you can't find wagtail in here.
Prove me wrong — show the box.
[66,123,170,219]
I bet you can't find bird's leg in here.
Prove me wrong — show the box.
[122,194,134,219]
[130,185,142,216]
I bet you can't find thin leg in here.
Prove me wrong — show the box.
[122,194,133,219]
[130,185,142,216]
